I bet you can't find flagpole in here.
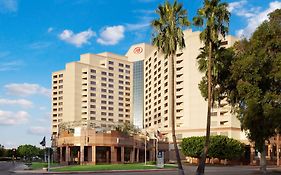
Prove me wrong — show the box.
[47,147,50,172]
[145,138,146,165]
[44,145,46,163]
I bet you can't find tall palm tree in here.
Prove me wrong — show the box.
[151,1,189,175]
[193,0,230,174]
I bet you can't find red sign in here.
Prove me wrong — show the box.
[133,47,143,54]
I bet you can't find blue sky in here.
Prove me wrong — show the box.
[0,0,280,148]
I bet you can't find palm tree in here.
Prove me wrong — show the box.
[193,0,230,174]
[151,1,190,175]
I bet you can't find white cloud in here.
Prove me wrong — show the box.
[228,0,247,12]
[0,98,33,108]
[233,1,281,38]
[29,42,51,49]
[0,60,22,71]
[27,126,49,135]
[47,27,53,33]
[0,110,28,125]
[59,28,95,47]
[126,22,150,31]
[97,25,125,45]
[0,0,17,13]
[4,83,51,97]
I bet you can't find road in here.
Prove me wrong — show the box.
[0,161,27,175]
[1,161,280,175]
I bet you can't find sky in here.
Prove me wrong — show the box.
[0,0,280,149]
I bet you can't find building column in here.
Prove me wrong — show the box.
[121,146,125,163]
[250,146,256,165]
[277,134,280,166]
[111,146,117,163]
[65,146,70,164]
[106,150,110,163]
[136,148,139,162]
[59,147,63,163]
[130,147,135,163]
[149,149,153,161]
[80,146,84,165]
[91,146,96,165]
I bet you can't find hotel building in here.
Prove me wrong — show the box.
[51,53,133,136]
[51,30,247,160]
[126,29,247,143]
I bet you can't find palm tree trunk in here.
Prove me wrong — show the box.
[196,41,213,175]
[171,54,185,175]
[260,143,267,175]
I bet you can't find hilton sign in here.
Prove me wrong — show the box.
[133,47,143,54]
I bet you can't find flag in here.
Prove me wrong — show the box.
[40,136,46,146]
[145,131,150,141]
[156,130,163,140]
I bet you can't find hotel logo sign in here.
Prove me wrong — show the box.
[133,47,143,54]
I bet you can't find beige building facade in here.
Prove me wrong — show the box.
[52,29,246,145]
[52,53,133,136]
[126,29,247,143]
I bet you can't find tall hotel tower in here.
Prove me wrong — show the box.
[126,29,246,142]
[51,29,247,145]
[51,53,133,136]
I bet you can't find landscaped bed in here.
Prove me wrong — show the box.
[52,163,177,172]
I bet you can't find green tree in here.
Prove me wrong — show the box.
[17,144,41,161]
[224,9,281,174]
[181,137,205,158]
[151,1,190,174]
[0,144,5,157]
[181,136,244,161]
[114,122,140,136]
[193,0,230,174]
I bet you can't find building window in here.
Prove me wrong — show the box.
[101,83,106,87]
[91,69,96,73]
[101,71,107,75]
[109,61,114,65]
[125,64,130,68]
[109,67,114,70]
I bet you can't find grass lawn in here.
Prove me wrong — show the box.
[30,162,59,170]
[53,163,177,172]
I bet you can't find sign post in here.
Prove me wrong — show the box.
[156,151,164,168]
